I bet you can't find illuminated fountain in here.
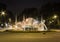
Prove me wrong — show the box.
[7,15,48,31]
[14,16,47,31]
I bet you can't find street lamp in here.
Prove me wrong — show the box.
[52,14,60,25]
[52,15,58,19]
[1,11,5,16]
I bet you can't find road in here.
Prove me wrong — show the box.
[0,32,60,42]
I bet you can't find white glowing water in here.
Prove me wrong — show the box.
[5,17,48,31]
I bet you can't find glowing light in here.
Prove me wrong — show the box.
[7,25,12,30]
[33,20,39,24]
[15,25,18,28]
[1,11,5,15]
[9,18,11,22]
[5,23,8,27]
[53,15,58,19]
[1,24,3,26]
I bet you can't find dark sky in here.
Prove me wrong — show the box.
[0,0,60,14]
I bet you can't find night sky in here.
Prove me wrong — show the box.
[0,0,60,14]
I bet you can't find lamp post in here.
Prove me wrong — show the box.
[52,14,60,25]
[0,11,6,27]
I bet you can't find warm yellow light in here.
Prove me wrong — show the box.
[15,25,18,28]
[9,18,11,22]
[53,15,58,19]
[1,11,5,15]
